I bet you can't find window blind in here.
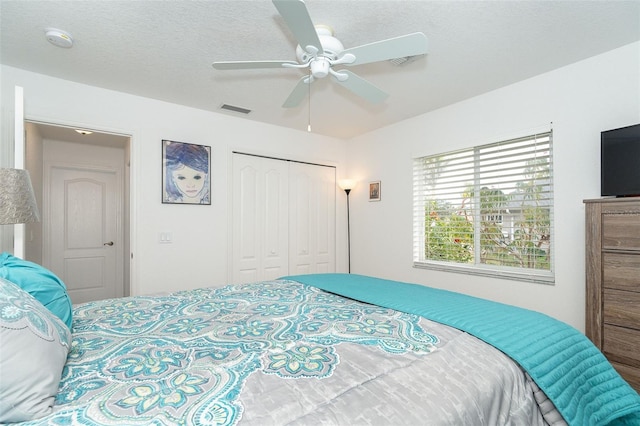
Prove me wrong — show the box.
[412,131,554,284]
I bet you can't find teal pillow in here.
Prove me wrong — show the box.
[0,252,72,329]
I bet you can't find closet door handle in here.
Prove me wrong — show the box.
[103,241,114,246]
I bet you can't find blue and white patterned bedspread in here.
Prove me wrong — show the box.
[17,280,551,425]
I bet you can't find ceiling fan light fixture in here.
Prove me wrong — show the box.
[310,58,330,79]
[295,25,344,63]
[212,1,428,109]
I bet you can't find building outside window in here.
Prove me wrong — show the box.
[412,131,554,284]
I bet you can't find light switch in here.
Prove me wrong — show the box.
[159,232,173,243]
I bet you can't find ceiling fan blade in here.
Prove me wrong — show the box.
[340,32,428,66]
[212,60,299,70]
[282,76,311,108]
[273,0,323,55]
[334,70,389,104]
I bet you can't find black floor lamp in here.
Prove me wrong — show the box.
[338,179,356,273]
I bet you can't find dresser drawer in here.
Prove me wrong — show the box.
[604,288,640,329]
[603,324,640,366]
[610,361,640,393]
[603,252,640,292]
[602,213,640,250]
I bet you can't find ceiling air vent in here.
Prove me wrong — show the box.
[220,104,252,114]
[389,55,421,66]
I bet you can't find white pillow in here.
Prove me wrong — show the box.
[0,276,71,422]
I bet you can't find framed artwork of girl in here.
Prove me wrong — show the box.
[162,140,211,205]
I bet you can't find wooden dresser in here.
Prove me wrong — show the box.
[584,197,640,392]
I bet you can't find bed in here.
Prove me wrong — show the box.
[1,267,639,425]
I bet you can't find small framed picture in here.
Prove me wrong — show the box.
[162,140,211,205]
[369,181,381,201]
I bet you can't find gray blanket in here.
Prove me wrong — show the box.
[240,316,559,425]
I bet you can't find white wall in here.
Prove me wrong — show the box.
[346,41,640,331]
[2,41,638,330]
[0,65,349,296]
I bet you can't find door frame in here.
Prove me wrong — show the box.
[19,117,135,298]
[12,86,25,257]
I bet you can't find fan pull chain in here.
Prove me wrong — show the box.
[307,69,312,132]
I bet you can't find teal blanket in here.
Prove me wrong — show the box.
[282,273,640,426]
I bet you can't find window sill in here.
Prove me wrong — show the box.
[413,261,555,285]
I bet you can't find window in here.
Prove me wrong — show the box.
[412,131,553,284]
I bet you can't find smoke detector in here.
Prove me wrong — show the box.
[45,28,74,48]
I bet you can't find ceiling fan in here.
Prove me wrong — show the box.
[212,0,428,108]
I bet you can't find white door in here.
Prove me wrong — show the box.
[232,154,289,283]
[289,162,336,275]
[48,166,123,304]
[231,153,336,284]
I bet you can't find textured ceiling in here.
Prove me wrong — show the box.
[1,0,639,140]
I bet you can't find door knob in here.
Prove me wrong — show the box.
[103,241,114,246]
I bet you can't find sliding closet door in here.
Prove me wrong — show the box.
[232,154,336,284]
[232,154,289,283]
[289,162,336,275]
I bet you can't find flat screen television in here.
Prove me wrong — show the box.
[601,123,640,197]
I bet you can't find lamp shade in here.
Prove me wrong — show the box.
[338,179,357,191]
[0,168,40,224]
